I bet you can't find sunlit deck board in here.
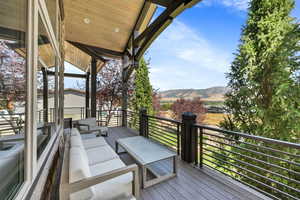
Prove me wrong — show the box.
[105,127,267,200]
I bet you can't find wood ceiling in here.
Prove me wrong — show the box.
[64,0,155,54]
[0,0,27,34]
[1,0,201,73]
[64,41,104,72]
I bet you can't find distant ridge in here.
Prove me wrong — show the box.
[159,86,229,102]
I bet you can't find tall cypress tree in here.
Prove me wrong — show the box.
[131,58,154,115]
[217,1,300,197]
[224,0,300,141]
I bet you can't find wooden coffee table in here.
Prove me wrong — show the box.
[116,136,178,188]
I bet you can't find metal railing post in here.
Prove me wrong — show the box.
[181,112,197,163]
[117,111,119,127]
[139,108,147,137]
[177,123,180,155]
[199,127,203,168]
[122,109,127,127]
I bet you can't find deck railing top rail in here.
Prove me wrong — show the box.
[146,114,181,124]
[194,124,300,149]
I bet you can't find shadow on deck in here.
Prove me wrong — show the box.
[105,127,269,200]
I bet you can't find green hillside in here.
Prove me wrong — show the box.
[159,86,229,100]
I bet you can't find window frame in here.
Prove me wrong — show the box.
[12,0,64,199]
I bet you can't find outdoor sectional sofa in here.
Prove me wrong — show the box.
[60,128,139,200]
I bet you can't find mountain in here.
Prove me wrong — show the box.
[159,86,229,102]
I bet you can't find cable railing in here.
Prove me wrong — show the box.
[193,124,300,200]
[126,110,140,131]
[0,110,46,136]
[96,109,122,127]
[0,112,24,136]
[64,107,85,120]
[144,114,181,154]
[62,107,123,127]
[132,109,299,199]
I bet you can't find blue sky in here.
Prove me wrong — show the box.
[65,0,300,91]
[146,0,300,91]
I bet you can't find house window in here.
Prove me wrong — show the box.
[45,0,58,37]
[37,13,56,158]
[0,0,27,199]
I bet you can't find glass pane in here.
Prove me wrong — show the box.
[54,59,59,126]
[37,14,56,158]
[59,62,64,126]
[47,67,55,123]
[0,0,27,199]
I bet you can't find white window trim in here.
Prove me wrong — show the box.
[13,0,64,199]
[38,0,61,59]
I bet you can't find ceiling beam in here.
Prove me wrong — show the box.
[147,0,174,7]
[134,0,184,47]
[47,71,87,79]
[123,0,201,81]
[123,1,156,56]
[68,41,123,59]
[68,41,107,62]
[134,0,202,57]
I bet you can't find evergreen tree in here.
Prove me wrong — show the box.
[131,58,154,115]
[217,0,300,198]
[223,0,300,142]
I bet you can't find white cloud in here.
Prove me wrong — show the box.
[221,0,249,11]
[198,0,250,11]
[147,20,232,90]
[151,21,231,73]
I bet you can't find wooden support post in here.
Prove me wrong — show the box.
[181,112,197,163]
[121,65,128,127]
[139,108,148,137]
[41,67,48,123]
[85,72,90,118]
[91,58,97,118]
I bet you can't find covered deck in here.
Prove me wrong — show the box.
[1,0,299,199]
[102,127,268,200]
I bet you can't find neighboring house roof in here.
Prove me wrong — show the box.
[63,88,85,97]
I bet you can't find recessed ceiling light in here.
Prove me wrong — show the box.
[83,18,90,24]
[114,28,120,33]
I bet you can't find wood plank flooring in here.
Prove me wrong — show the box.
[103,127,268,200]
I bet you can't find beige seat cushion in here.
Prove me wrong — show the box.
[70,135,85,149]
[90,158,133,200]
[82,137,108,149]
[71,128,80,136]
[69,147,95,200]
[86,146,119,166]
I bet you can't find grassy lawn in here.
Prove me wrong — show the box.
[203,113,228,126]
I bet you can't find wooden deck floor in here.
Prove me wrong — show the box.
[104,127,268,200]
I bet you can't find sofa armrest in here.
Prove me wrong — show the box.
[67,164,140,199]
[76,123,91,131]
